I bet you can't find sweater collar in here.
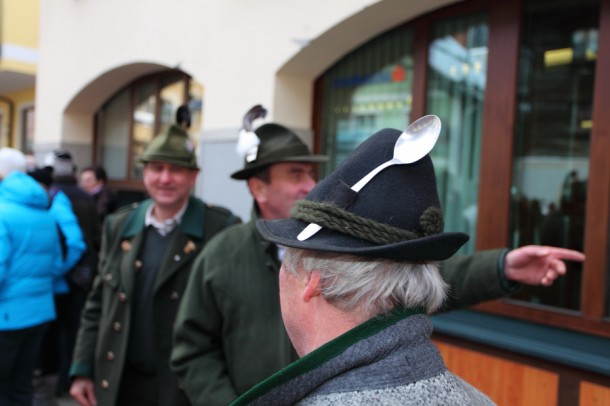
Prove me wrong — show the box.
[232,307,425,405]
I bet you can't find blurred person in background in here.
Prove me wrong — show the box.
[43,150,101,397]
[79,165,119,224]
[0,148,65,405]
[69,124,240,406]
[27,165,86,406]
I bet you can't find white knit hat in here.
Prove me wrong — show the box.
[0,148,27,180]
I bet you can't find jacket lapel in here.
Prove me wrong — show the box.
[154,197,205,292]
[118,200,151,295]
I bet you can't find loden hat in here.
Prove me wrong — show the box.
[140,124,198,169]
[256,118,469,261]
[231,123,327,180]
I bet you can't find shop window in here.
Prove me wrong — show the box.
[316,0,609,335]
[426,13,489,254]
[509,0,599,311]
[21,105,35,153]
[95,70,202,185]
[318,26,414,176]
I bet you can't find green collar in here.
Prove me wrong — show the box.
[231,307,425,405]
[121,196,205,239]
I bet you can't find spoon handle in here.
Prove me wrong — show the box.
[297,159,396,241]
[297,223,322,241]
[350,159,395,192]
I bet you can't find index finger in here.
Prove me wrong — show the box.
[543,246,585,262]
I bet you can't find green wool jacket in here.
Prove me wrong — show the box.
[69,197,239,406]
[171,207,513,406]
[172,210,296,406]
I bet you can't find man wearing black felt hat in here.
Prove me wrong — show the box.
[172,110,583,406]
[230,122,493,405]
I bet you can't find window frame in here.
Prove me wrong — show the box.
[94,69,193,193]
[314,0,610,338]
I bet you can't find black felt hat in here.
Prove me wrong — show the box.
[141,125,198,169]
[256,123,468,261]
[27,166,54,187]
[231,123,327,180]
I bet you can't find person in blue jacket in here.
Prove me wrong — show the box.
[0,149,66,405]
[28,166,87,404]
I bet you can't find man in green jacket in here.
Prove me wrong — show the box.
[68,124,240,406]
[171,118,584,406]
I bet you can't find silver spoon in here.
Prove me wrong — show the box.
[297,115,441,241]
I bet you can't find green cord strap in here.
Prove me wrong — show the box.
[292,200,443,245]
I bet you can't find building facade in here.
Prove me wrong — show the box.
[0,0,38,151]
[34,0,609,404]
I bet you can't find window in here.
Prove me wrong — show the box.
[315,0,610,337]
[426,13,489,254]
[21,106,35,153]
[319,26,414,176]
[95,70,202,185]
[509,0,599,311]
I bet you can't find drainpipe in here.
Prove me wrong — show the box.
[0,95,14,146]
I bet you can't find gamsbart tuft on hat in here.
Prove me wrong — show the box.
[231,123,327,180]
[256,116,469,262]
[0,147,27,180]
[140,124,198,169]
[44,149,75,177]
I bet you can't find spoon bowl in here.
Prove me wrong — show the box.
[297,115,442,241]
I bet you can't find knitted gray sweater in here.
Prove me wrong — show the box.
[232,309,494,405]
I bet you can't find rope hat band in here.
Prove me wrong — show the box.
[256,126,469,261]
[292,200,443,245]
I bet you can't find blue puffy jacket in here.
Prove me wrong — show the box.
[50,189,87,294]
[0,171,64,330]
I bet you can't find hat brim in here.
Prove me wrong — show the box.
[140,155,199,169]
[231,154,328,180]
[256,218,469,261]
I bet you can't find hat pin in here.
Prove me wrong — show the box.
[297,115,441,241]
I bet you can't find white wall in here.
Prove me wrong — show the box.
[35,0,461,215]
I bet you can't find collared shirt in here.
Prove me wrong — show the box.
[145,201,188,236]
[276,245,286,262]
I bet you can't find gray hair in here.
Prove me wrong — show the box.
[283,247,448,317]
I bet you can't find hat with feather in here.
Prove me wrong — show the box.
[231,105,328,180]
[255,116,468,261]
[141,124,198,169]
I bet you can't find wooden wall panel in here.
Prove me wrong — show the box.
[434,341,559,405]
[580,382,610,406]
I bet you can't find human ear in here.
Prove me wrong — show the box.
[303,271,321,302]
[248,177,267,204]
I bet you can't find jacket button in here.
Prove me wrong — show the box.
[104,274,113,282]
[170,291,179,300]
[174,254,181,261]
[118,292,127,302]
[100,379,109,389]
[113,322,122,332]
[134,260,143,271]
[106,351,115,361]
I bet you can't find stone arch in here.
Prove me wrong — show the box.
[59,62,191,170]
[272,0,459,127]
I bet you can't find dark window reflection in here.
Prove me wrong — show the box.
[510,0,599,310]
[320,26,414,176]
